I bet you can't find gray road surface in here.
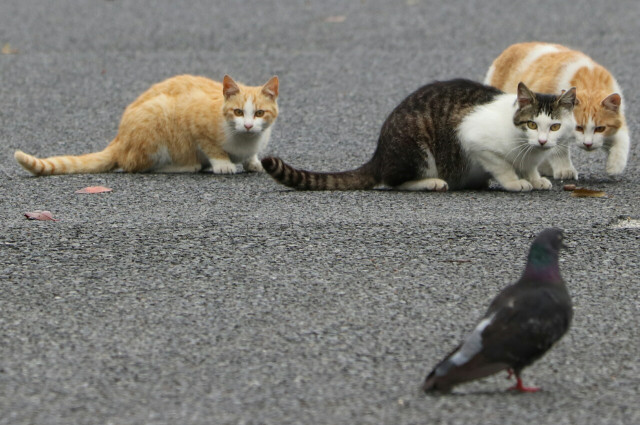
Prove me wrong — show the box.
[1,1,639,424]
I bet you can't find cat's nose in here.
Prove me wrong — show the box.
[538,139,547,146]
[583,141,593,148]
[244,122,254,130]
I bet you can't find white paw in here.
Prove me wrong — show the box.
[605,156,626,176]
[395,178,448,191]
[530,177,552,190]
[210,158,237,174]
[428,179,449,192]
[243,158,264,173]
[553,167,578,180]
[502,179,533,192]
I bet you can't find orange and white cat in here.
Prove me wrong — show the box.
[14,74,279,175]
[485,42,629,179]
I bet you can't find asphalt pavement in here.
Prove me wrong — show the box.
[1,1,639,424]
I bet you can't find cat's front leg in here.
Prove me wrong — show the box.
[523,167,552,190]
[209,157,238,174]
[605,127,630,176]
[475,152,533,192]
[544,145,578,180]
[242,155,264,173]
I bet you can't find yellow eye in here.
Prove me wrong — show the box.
[594,126,606,133]
[234,109,244,117]
[550,123,561,131]
[255,110,265,118]
[576,126,584,133]
[526,121,537,130]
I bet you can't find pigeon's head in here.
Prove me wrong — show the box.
[527,228,565,270]
[534,228,566,252]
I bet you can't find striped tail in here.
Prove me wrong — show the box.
[261,157,379,190]
[14,144,118,176]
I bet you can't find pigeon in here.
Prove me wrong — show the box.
[422,228,573,393]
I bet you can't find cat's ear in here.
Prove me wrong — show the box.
[223,75,241,99]
[262,76,279,100]
[516,82,535,108]
[601,93,621,113]
[557,87,577,109]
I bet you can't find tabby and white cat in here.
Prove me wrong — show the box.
[262,79,576,192]
[14,74,279,175]
[485,42,629,179]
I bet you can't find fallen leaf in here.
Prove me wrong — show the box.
[2,43,19,55]
[324,15,346,23]
[563,184,577,191]
[570,188,607,198]
[24,211,58,221]
[75,186,113,194]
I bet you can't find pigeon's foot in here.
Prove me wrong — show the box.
[507,377,540,393]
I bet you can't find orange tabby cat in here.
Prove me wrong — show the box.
[15,74,279,175]
[485,42,629,179]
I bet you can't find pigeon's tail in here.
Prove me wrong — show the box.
[422,368,447,393]
[261,156,379,190]
[422,352,508,393]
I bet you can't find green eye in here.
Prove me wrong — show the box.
[550,123,561,131]
[594,126,606,133]
[234,109,244,117]
[255,110,265,118]
[526,121,537,130]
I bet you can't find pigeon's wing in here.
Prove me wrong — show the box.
[481,284,572,370]
[422,312,510,392]
[423,283,570,392]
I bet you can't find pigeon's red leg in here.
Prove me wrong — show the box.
[507,376,540,393]
[506,369,514,379]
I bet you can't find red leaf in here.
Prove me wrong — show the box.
[75,186,113,194]
[24,211,58,221]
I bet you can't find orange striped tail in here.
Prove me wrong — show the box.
[14,144,118,176]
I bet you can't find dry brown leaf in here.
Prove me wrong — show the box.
[563,184,577,191]
[2,43,19,55]
[570,188,607,198]
[324,15,346,23]
[75,186,113,194]
[24,211,58,221]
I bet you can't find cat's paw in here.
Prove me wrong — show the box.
[553,167,578,180]
[530,177,552,190]
[243,157,264,173]
[502,179,533,192]
[395,178,448,191]
[210,158,237,174]
[605,156,626,176]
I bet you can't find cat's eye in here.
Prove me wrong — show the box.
[594,126,606,133]
[575,126,584,133]
[526,121,537,130]
[255,110,265,118]
[234,109,244,117]
[550,123,561,131]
